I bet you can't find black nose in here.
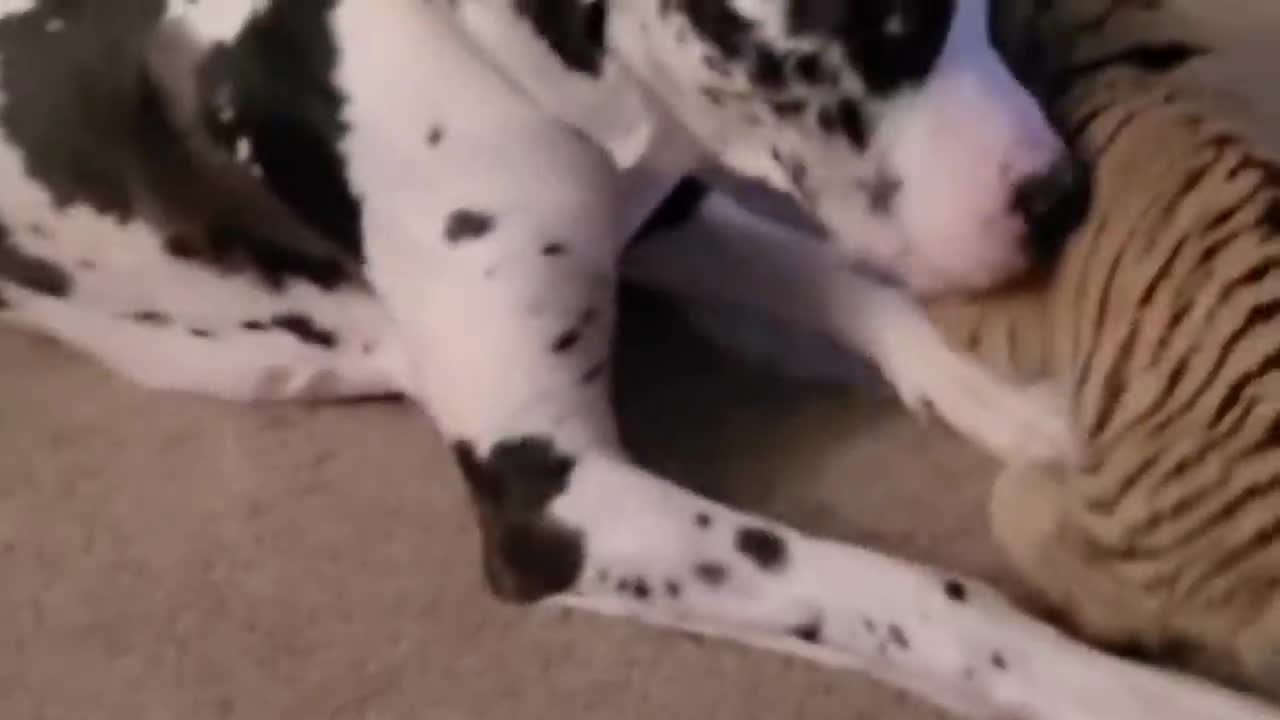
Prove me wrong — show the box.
[1013,154,1092,264]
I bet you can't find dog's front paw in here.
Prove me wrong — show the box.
[879,339,1076,466]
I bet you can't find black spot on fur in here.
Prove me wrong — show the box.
[515,0,608,76]
[944,578,968,603]
[991,651,1008,670]
[632,578,652,601]
[129,310,172,326]
[749,47,786,88]
[735,526,788,572]
[189,327,214,338]
[453,436,584,603]
[270,312,337,348]
[665,580,682,598]
[700,87,728,106]
[861,170,901,215]
[242,319,269,331]
[769,98,808,118]
[553,327,582,353]
[445,209,496,243]
[580,358,609,384]
[551,307,596,354]
[426,124,445,146]
[887,623,910,651]
[791,52,828,84]
[694,512,712,529]
[542,242,567,257]
[791,620,823,644]
[694,561,729,586]
[834,97,867,148]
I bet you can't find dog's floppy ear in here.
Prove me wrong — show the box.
[453,1,661,170]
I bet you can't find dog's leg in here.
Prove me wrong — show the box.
[0,215,407,403]
[622,188,1077,466]
[0,282,408,402]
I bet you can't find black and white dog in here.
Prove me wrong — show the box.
[1,1,1267,717]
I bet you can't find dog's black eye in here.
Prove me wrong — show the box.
[789,0,956,96]
[855,0,956,94]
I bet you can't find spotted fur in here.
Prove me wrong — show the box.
[0,1,1269,718]
[927,0,1280,700]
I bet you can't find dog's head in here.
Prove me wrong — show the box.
[649,0,1088,296]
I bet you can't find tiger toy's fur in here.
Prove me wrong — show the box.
[925,0,1280,698]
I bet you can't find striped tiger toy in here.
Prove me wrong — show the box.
[924,0,1280,698]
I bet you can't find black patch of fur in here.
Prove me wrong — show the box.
[201,0,365,259]
[791,620,823,644]
[833,97,867,149]
[551,307,597,354]
[944,578,969,603]
[0,0,164,222]
[453,436,584,603]
[887,623,910,650]
[580,358,609,384]
[445,209,496,243]
[270,312,338,348]
[515,0,608,76]
[694,561,729,586]
[129,310,172,326]
[0,2,362,293]
[735,526,788,572]
[991,651,1008,670]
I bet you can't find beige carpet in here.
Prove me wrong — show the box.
[0,284,1014,720]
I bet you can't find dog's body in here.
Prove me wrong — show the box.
[0,1,1274,717]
